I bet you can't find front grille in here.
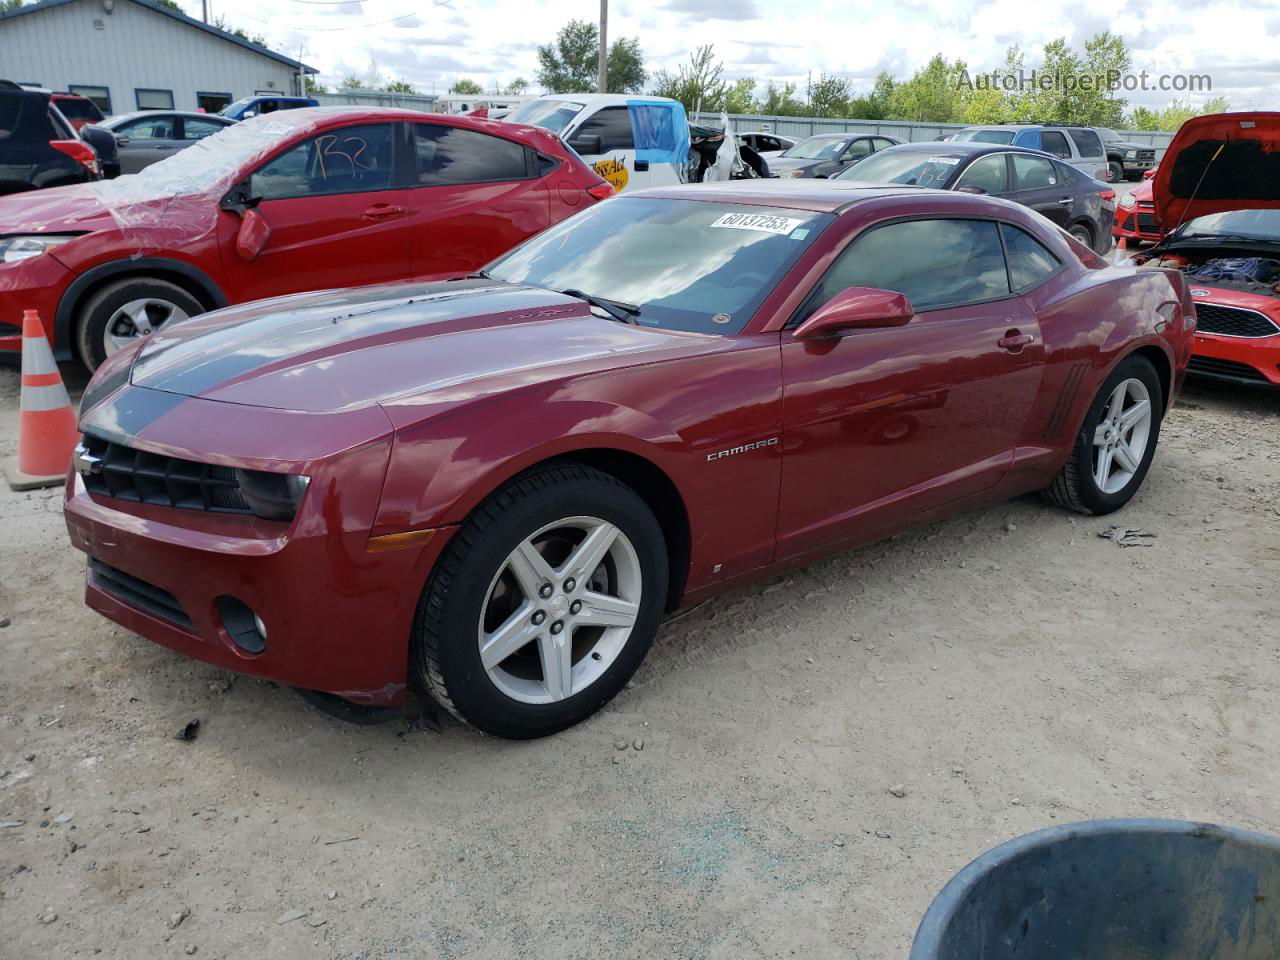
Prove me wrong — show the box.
[89,559,193,630]
[1136,214,1160,232]
[1135,149,1156,162]
[1187,355,1271,384]
[80,433,252,514]
[1193,303,1280,339]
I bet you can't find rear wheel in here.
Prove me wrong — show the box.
[411,463,668,739]
[1068,222,1094,249]
[77,277,204,370]
[1042,354,1163,515]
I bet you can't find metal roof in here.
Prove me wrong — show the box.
[0,0,317,73]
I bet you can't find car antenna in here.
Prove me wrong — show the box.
[1167,142,1225,239]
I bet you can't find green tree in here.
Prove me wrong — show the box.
[848,71,894,120]
[887,54,967,122]
[302,76,329,96]
[383,79,415,94]
[808,74,851,117]
[536,20,646,93]
[723,77,756,114]
[340,74,366,91]
[756,80,805,116]
[505,77,530,95]
[651,45,725,112]
[211,13,266,46]
[450,78,483,95]
[1130,95,1231,132]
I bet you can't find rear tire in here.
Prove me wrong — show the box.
[411,463,668,739]
[1042,354,1163,515]
[1069,222,1094,249]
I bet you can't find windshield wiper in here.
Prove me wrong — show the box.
[560,288,641,325]
[1170,233,1279,246]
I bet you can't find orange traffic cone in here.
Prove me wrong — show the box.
[1112,236,1129,265]
[4,310,79,490]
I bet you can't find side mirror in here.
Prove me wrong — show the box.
[568,133,602,155]
[956,184,987,195]
[793,287,914,339]
[235,208,271,262]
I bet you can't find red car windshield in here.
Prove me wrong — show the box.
[487,197,833,335]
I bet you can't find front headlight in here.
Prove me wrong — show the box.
[780,168,806,178]
[1124,149,1137,159]
[0,234,80,263]
[234,470,310,521]
[1120,194,1137,209]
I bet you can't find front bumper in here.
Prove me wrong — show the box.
[0,253,71,356]
[1112,206,1161,244]
[1189,331,1280,388]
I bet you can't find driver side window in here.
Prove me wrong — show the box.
[954,155,1009,194]
[251,123,394,200]
[793,218,1011,325]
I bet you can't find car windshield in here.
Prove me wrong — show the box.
[1178,209,1280,242]
[507,98,585,134]
[782,136,848,160]
[486,198,833,335]
[219,98,256,116]
[836,148,962,187]
[954,129,1015,144]
[1095,128,1119,141]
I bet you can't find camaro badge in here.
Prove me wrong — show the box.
[72,442,102,476]
[707,437,779,462]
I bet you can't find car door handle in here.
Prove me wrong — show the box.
[363,203,408,221]
[998,330,1034,352]
[1057,197,1073,204]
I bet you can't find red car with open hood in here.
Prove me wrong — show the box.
[0,107,610,369]
[64,182,1193,738]
[1133,113,1280,387]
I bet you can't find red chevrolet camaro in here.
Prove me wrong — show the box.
[1131,113,1280,387]
[64,182,1194,738]
[0,107,609,370]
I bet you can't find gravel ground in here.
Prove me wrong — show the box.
[0,352,1277,960]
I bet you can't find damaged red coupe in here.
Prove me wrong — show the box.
[64,182,1194,738]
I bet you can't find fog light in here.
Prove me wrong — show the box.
[217,596,267,655]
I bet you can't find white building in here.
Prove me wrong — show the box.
[0,0,314,116]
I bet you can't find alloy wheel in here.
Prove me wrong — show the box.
[1092,377,1153,495]
[478,516,642,705]
[103,297,190,356]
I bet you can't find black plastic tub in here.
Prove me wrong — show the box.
[910,819,1280,960]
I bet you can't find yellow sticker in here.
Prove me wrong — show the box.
[593,158,629,192]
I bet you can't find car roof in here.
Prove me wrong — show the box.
[626,180,933,213]
[872,140,1067,161]
[104,110,234,123]
[524,92,677,107]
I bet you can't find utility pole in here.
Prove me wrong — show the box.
[202,0,208,23]
[597,0,608,94]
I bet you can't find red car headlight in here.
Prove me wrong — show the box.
[234,470,310,521]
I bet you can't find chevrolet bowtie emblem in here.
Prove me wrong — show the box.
[72,442,102,476]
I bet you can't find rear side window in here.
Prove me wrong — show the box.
[1000,223,1061,291]
[120,115,175,140]
[1012,154,1059,190]
[414,124,529,185]
[1040,130,1071,159]
[1067,128,1104,158]
[182,117,225,141]
[801,218,1010,318]
[574,106,634,152]
[253,123,395,199]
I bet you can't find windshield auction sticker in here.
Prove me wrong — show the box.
[710,213,806,235]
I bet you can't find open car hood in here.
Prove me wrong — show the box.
[1153,112,1280,229]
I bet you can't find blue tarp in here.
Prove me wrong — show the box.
[627,99,690,166]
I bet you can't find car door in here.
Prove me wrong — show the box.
[114,114,182,173]
[776,217,1043,560]
[405,121,550,279]
[215,121,416,302]
[1007,154,1073,228]
[835,137,873,173]
[951,153,1010,196]
[567,105,638,192]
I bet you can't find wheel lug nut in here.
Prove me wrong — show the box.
[532,611,546,625]
[563,578,576,592]
[570,600,582,615]
[538,583,553,599]
[550,620,564,635]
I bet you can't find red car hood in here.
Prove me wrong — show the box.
[0,181,124,235]
[0,179,200,250]
[128,280,720,413]
[1153,112,1280,227]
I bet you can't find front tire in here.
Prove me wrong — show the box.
[77,277,204,370]
[411,463,668,739]
[1042,354,1163,515]
[1106,160,1124,183]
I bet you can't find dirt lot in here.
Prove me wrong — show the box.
[1,358,1277,960]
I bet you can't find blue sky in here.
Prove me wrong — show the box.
[188,0,1279,110]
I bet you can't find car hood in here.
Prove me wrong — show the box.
[1153,112,1280,227]
[0,181,124,235]
[767,157,825,173]
[0,177,203,243]
[128,280,719,413]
